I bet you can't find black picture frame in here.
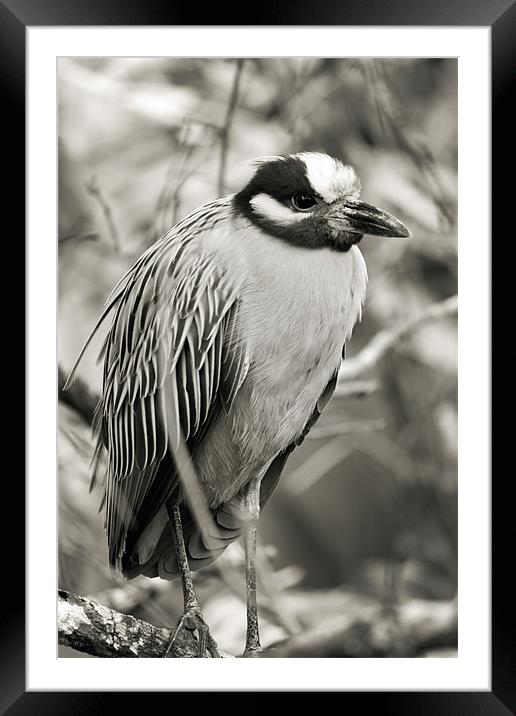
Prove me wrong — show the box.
[9,0,508,711]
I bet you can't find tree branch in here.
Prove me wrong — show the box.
[336,295,457,392]
[261,598,457,657]
[58,589,198,658]
[58,589,456,659]
[217,59,244,195]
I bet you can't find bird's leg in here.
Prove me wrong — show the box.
[165,501,220,658]
[242,475,262,657]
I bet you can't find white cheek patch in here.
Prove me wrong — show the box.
[249,193,311,226]
[297,152,361,203]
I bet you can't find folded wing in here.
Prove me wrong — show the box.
[83,206,249,573]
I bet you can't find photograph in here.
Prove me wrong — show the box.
[57,56,459,660]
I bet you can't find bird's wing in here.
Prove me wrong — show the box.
[86,202,249,571]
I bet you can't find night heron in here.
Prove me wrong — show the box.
[66,152,411,657]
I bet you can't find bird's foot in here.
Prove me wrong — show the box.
[242,645,263,658]
[165,607,220,658]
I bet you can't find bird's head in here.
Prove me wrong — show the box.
[234,152,411,252]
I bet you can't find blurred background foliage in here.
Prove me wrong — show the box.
[58,57,457,657]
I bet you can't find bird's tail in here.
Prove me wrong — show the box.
[121,497,247,580]
[120,447,293,580]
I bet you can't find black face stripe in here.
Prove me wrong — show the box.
[234,156,320,213]
[233,154,361,253]
[243,210,359,252]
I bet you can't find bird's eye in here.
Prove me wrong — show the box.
[292,192,317,211]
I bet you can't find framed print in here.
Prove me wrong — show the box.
[8,0,508,710]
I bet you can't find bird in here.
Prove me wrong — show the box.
[65,152,411,657]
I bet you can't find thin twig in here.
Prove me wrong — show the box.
[256,546,303,636]
[336,295,458,392]
[147,120,218,244]
[59,232,98,246]
[307,418,386,440]
[58,364,98,425]
[152,143,194,238]
[334,379,381,399]
[283,438,354,495]
[86,176,122,253]
[217,59,245,195]
[363,60,454,229]
[90,578,170,615]
[211,543,303,637]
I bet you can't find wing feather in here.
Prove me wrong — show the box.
[87,197,248,570]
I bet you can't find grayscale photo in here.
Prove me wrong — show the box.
[58,57,458,659]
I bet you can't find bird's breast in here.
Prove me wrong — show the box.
[247,225,365,351]
[194,219,368,504]
[227,222,367,441]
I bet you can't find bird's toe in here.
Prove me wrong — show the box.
[165,608,220,658]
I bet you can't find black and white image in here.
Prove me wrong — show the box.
[58,57,458,659]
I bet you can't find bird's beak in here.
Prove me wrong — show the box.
[329,198,412,239]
